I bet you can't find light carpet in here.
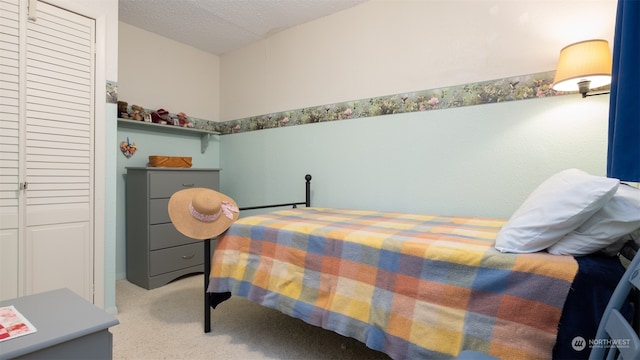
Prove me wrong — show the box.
[112,274,391,360]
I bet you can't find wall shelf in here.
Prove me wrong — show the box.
[117,118,219,153]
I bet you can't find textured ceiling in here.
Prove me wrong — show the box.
[118,0,368,55]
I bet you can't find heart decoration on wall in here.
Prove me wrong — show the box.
[120,137,138,158]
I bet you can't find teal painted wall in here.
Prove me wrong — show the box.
[219,94,609,220]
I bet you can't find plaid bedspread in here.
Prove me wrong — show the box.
[207,208,579,359]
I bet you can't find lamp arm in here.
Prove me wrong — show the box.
[583,90,610,98]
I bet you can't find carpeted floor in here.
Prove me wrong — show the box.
[112,274,391,360]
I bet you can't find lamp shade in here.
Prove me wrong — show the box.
[552,39,612,92]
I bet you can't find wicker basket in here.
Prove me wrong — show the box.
[148,156,192,168]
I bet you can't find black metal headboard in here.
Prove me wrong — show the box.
[239,174,312,211]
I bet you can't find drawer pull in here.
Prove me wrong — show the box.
[181,183,195,188]
[182,254,195,260]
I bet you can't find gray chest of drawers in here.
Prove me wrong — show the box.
[125,167,220,289]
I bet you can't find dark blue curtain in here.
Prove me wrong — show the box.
[607,0,640,182]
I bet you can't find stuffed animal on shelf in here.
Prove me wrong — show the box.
[117,101,128,118]
[151,108,170,124]
[130,104,145,121]
[177,112,194,128]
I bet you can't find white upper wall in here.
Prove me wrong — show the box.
[220,0,617,121]
[118,22,221,120]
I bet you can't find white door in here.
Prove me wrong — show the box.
[25,1,95,301]
[0,0,96,302]
[0,0,21,301]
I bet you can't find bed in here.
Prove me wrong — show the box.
[202,172,639,360]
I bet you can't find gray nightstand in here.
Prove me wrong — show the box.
[0,288,119,360]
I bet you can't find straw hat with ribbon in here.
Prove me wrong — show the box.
[168,188,239,240]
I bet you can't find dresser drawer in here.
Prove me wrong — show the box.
[149,242,204,276]
[149,223,199,250]
[149,199,170,224]
[149,171,219,199]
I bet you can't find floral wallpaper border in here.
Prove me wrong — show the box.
[207,70,572,135]
[106,80,117,103]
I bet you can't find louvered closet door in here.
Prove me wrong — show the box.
[24,1,95,301]
[0,0,21,301]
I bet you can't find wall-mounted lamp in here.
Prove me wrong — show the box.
[552,39,612,98]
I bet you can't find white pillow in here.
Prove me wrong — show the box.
[495,169,619,253]
[548,184,640,255]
